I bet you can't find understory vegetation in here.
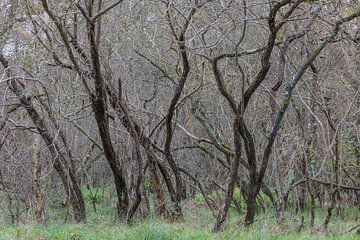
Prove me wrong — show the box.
[1,196,360,240]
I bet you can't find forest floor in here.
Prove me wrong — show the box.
[1,188,360,239]
[1,202,360,240]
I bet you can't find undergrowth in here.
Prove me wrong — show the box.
[1,187,360,239]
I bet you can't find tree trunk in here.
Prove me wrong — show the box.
[125,143,143,223]
[87,13,129,216]
[148,154,168,217]
[213,113,242,232]
[244,189,257,225]
[32,134,46,224]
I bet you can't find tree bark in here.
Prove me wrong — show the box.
[32,133,46,224]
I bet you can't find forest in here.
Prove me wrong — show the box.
[0,0,360,239]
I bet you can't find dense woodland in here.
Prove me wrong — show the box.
[0,0,360,238]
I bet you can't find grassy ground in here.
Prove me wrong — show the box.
[1,205,360,240]
[1,188,360,239]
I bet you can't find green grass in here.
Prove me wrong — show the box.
[1,206,360,240]
[1,187,360,239]
[1,219,360,240]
